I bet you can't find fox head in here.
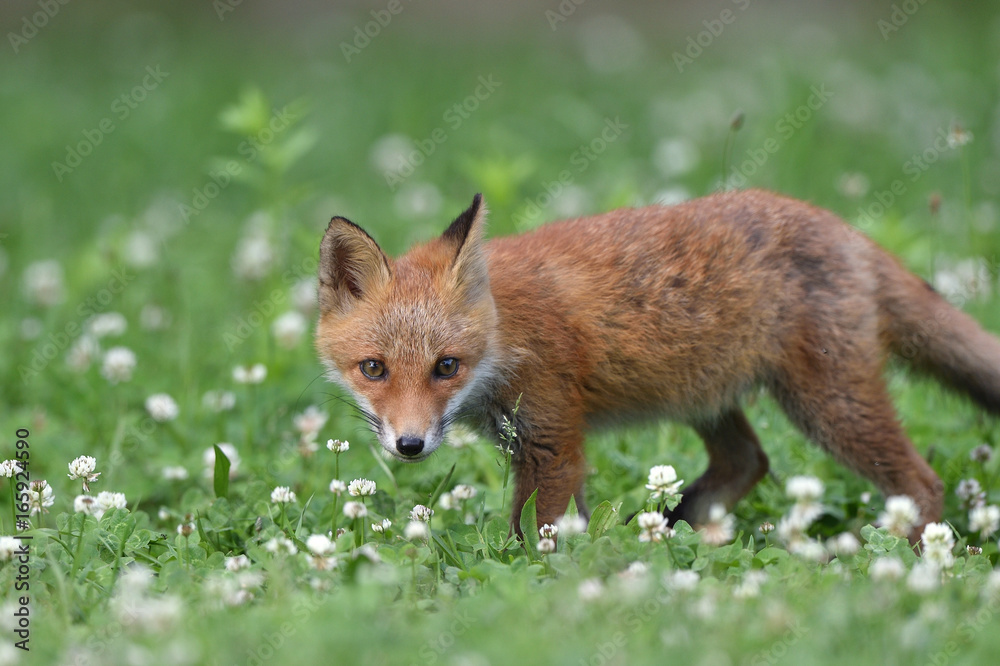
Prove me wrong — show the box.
[316,194,499,462]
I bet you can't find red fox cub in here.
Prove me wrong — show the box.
[316,190,1000,539]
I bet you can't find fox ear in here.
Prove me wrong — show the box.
[441,193,490,302]
[318,217,391,315]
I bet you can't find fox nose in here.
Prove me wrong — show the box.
[396,435,425,457]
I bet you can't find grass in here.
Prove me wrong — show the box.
[2,2,1000,664]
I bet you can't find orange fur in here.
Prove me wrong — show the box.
[316,190,1000,540]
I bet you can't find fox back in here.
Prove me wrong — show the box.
[317,190,1000,540]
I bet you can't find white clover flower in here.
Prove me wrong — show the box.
[270,486,296,504]
[203,443,240,479]
[307,554,339,571]
[329,479,347,495]
[202,390,236,412]
[232,363,267,384]
[404,520,429,541]
[0,537,20,561]
[161,466,189,481]
[645,464,684,500]
[113,589,183,632]
[920,522,955,569]
[263,536,297,556]
[74,494,98,515]
[291,278,318,315]
[232,231,275,281]
[733,570,767,599]
[969,505,1000,538]
[348,478,376,497]
[663,569,700,592]
[95,491,127,518]
[829,532,860,558]
[139,304,170,331]
[225,555,251,572]
[272,311,308,349]
[0,460,22,478]
[66,335,100,372]
[636,511,671,542]
[306,534,334,556]
[985,570,1000,599]
[438,492,456,511]
[837,172,870,199]
[22,259,64,306]
[577,578,604,602]
[869,556,906,582]
[393,182,444,220]
[371,518,391,533]
[878,495,920,538]
[789,539,828,563]
[86,312,127,338]
[26,480,54,515]
[539,523,559,539]
[946,123,973,149]
[158,507,171,521]
[775,514,807,546]
[343,501,367,519]
[123,230,160,268]
[145,393,179,422]
[101,346,136,384]
[970,444,994,464]
[538,538,556,554]
[410,504,434,522]
[177,522,195,537]
[956,479,986,509]
[445,424,478,449]
[369,133,415,175]
[786,502,824,531]
[293,405,328,439]
[700,504,735,546]
[907,561,941,593]
[451,484,477,501]
[556,513,588,536]
[68,455,100,491]
[19,317,42,340]
[326,439,350,454]
[786,476,824,502]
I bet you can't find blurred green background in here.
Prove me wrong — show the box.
[2,2,1000,663]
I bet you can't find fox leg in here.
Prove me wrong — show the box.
[510,428,589,535]
[771,338,943,541]
[670,409,770,527]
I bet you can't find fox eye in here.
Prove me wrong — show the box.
[434,357,459,378]
[360,359,386,380]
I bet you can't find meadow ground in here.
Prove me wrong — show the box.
[2,1,1000,664]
